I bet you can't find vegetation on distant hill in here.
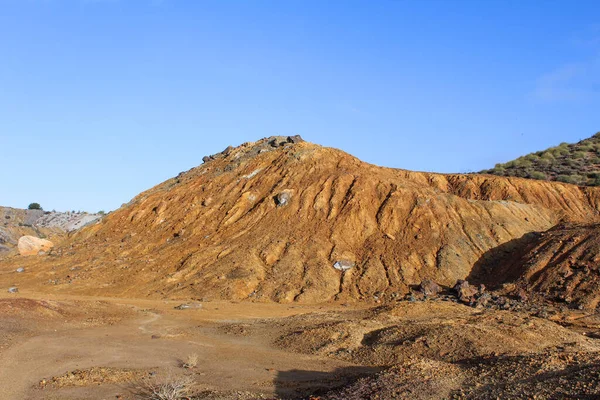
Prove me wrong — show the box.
[27,203,42,210]
[480,133,600,186]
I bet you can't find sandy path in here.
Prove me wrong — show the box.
[0,294,366,399]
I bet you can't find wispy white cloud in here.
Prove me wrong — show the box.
[531,26,600,103]
[532,59,600,102]
[570,24,600,49]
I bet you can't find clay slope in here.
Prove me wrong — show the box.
[473,223,600,309]
[4,137,600,302]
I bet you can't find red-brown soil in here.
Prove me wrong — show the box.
[472,223,600,310]
[2,137,600,305]
[2,137,600,399]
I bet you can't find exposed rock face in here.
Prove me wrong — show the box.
[5,137,600,303]
[17,236,54,256]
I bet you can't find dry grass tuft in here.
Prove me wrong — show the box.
[182,353,198,369]
[136,374,194,400]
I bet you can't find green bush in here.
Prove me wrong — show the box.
[524,154,539,162]
[513,159,533,168]
[550,147,568,157]
[27,203,42,210]
[529,171,547,180]
[556,175,581,185]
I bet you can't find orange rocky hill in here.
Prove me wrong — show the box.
[3,136,600,303]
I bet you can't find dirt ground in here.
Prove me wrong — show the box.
[0,291,379,400]
[0,289,599,399]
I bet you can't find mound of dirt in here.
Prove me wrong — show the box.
[3,136,600,303]
[39,367,149,389]
[313,358,464,400]
[316,351,600,400]
[273,302,600,366]
[472,223,600,310]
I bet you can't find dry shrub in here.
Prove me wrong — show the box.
[136,374,194,400]
[182,353,198,369]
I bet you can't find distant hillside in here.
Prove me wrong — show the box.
[0,207,103,256]
[480,132,600,186]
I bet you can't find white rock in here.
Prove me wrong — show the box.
[17,236,54,256]
[333,260,355,271]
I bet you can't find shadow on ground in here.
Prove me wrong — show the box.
[274,366,381,399]
[467,232,540,288]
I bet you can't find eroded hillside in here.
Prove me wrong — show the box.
[3,137,600,303]
[471,223,600,310]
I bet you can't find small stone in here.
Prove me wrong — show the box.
[174,302,202,310]
[475,293,491,308]
[419,279,442,297]
[516,288,529,302]
[276,192,292,207]
[333,260,355,271]
[16,268,24,273]
[221,145,234,156]
[453,280,477,303]
[202,155,212,163]
[8,287,18,293]
[287,135,304,144]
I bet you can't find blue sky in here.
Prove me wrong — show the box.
[1,0,599,212]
